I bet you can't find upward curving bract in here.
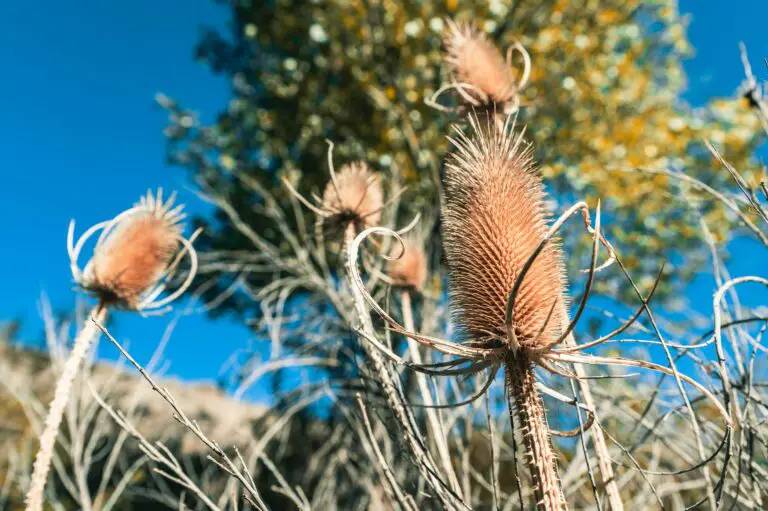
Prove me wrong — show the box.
[442,114,568,351]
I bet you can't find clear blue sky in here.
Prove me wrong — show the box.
[0,1,252,390]
[0,1,765,398]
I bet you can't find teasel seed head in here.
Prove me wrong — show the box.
[443,20,519,105]
[387,238,428,292]
[68,189,198,312]
[442,114,568,351]
[321,161,384,234]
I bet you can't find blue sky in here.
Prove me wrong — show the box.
[0,1,248,388]
[0,1,766,398]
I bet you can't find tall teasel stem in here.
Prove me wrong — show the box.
[295,143,465,507]
[506,355,567,510]
[564,330,623,510]
[343,228,462,508]
[388,236,463,496]
[400,290,463,497]
[26,305,107,511]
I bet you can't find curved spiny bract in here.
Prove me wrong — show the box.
[443,20,518,105]
[442,114,568,352]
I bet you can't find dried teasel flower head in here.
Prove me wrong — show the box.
[68,189,199,313]
[428,20,530,115]
[321,161,384,233]
[282,141,390,238]
[442,114,568,352]
[387,238,428,292]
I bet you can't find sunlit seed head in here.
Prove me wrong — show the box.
[74,190,188,310]
[321,161,383,232]
[90,216,180,307]
[443,20,517,104]
[441,114,568,349]
[387,239,428,292]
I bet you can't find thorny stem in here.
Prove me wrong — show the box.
[506,354,567,511]
[26,305,109,511]
[342,225,466,510]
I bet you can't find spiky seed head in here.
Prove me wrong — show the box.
[441,115,568,350]
[82,193,184,309]
[321,161,383,232]
[443,20,517,104]
[387,239,428,292]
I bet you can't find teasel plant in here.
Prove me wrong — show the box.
[346,114,733,510]
[25,190,200,511]
[427,20,621,508]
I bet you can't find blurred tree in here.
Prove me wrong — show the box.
[161,0,765,320]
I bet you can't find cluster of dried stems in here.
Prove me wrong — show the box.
[5,19,768,511]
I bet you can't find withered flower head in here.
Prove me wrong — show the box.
[387,238,428,292]
[282,142,389,238]
[443,20,517,104]
[442,115,568,351]
[321,161,384,232]
[68,189,198,312]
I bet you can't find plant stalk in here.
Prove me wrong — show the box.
[26,305,108,511]
[506,354,568,510]
[564,331,623,510]
[342,225,464,510]
[400,290,463,497]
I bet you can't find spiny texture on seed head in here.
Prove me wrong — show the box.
[442,115,568,350]
[85,198,183,309]
[321,161,383,231]
[443,20,517,104]
[387,239,428,292]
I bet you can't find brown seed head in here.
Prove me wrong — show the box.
[387,239,428,292]
[442,115,568,350]
[321,161,383,232]
[85,203,182,309]
[443,20,517,104]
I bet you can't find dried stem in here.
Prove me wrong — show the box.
[342,225,465,510]
[26,305,108,511]
[564,330,623,510]
[400,290,462,497]
[505,354,567,510]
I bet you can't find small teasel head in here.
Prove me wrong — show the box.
[441,114,568,352]
[68,189,199,313]
[320,160,384,234]
[429,20,530,116]
[387,238,428,292]
[282,141,390,239]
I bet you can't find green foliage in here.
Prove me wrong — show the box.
[162,0,765,317]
